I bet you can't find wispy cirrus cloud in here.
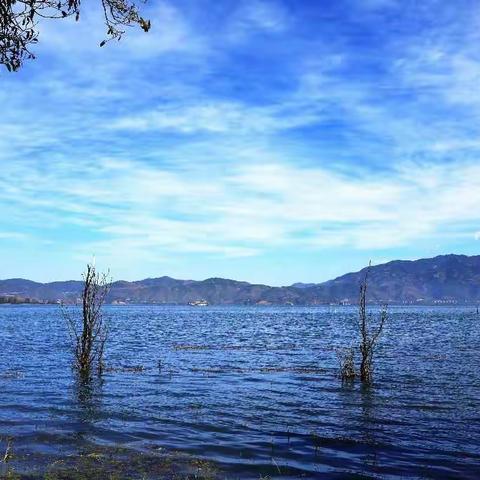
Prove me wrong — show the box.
[227,0,290,40]
[2,154,480,263]
[109,98,322,134]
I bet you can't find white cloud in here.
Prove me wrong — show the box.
[110,99,321,134]
[37,1,200,58]
[3,0,480,280]
[0,232,28,240]
[2,155,480,266]
[227,0,289,40]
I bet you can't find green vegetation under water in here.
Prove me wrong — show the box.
[1,444,221,480]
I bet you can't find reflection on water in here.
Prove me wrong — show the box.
[0,305,479,478]
[74,375,104,431]
[358,386,379,475]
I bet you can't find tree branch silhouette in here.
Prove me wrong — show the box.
[0,0,150,71]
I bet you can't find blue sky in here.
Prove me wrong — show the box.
[1,0,480,285]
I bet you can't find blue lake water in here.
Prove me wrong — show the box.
[0,305,479,478]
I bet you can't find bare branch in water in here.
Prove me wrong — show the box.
[358,262,387,383]
[337,261,387,384]
[62,264,111,379]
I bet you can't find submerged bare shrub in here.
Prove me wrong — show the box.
[358,264,387,383]
[63,264,111,378]
[337,347,356,381]
[337,263,387,384]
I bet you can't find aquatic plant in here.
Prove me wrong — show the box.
[358,264,387,383]
[338,263,387,383]
[337,347,356,381]
[37,445,220,480]
[0,437,14,478]
[63,264,111,378]
[1,438,12,464]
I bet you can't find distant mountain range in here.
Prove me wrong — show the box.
[1,254,480,305]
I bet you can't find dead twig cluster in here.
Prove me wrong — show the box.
[63,264,111,379]
[358,267,387,383]
[337,347,356,381]
[338,262,387,384]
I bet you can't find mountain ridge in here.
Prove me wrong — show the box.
[1,254,480,305]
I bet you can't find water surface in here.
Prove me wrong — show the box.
[0,305,479,478]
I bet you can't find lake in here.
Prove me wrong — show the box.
[0,305,479,479]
